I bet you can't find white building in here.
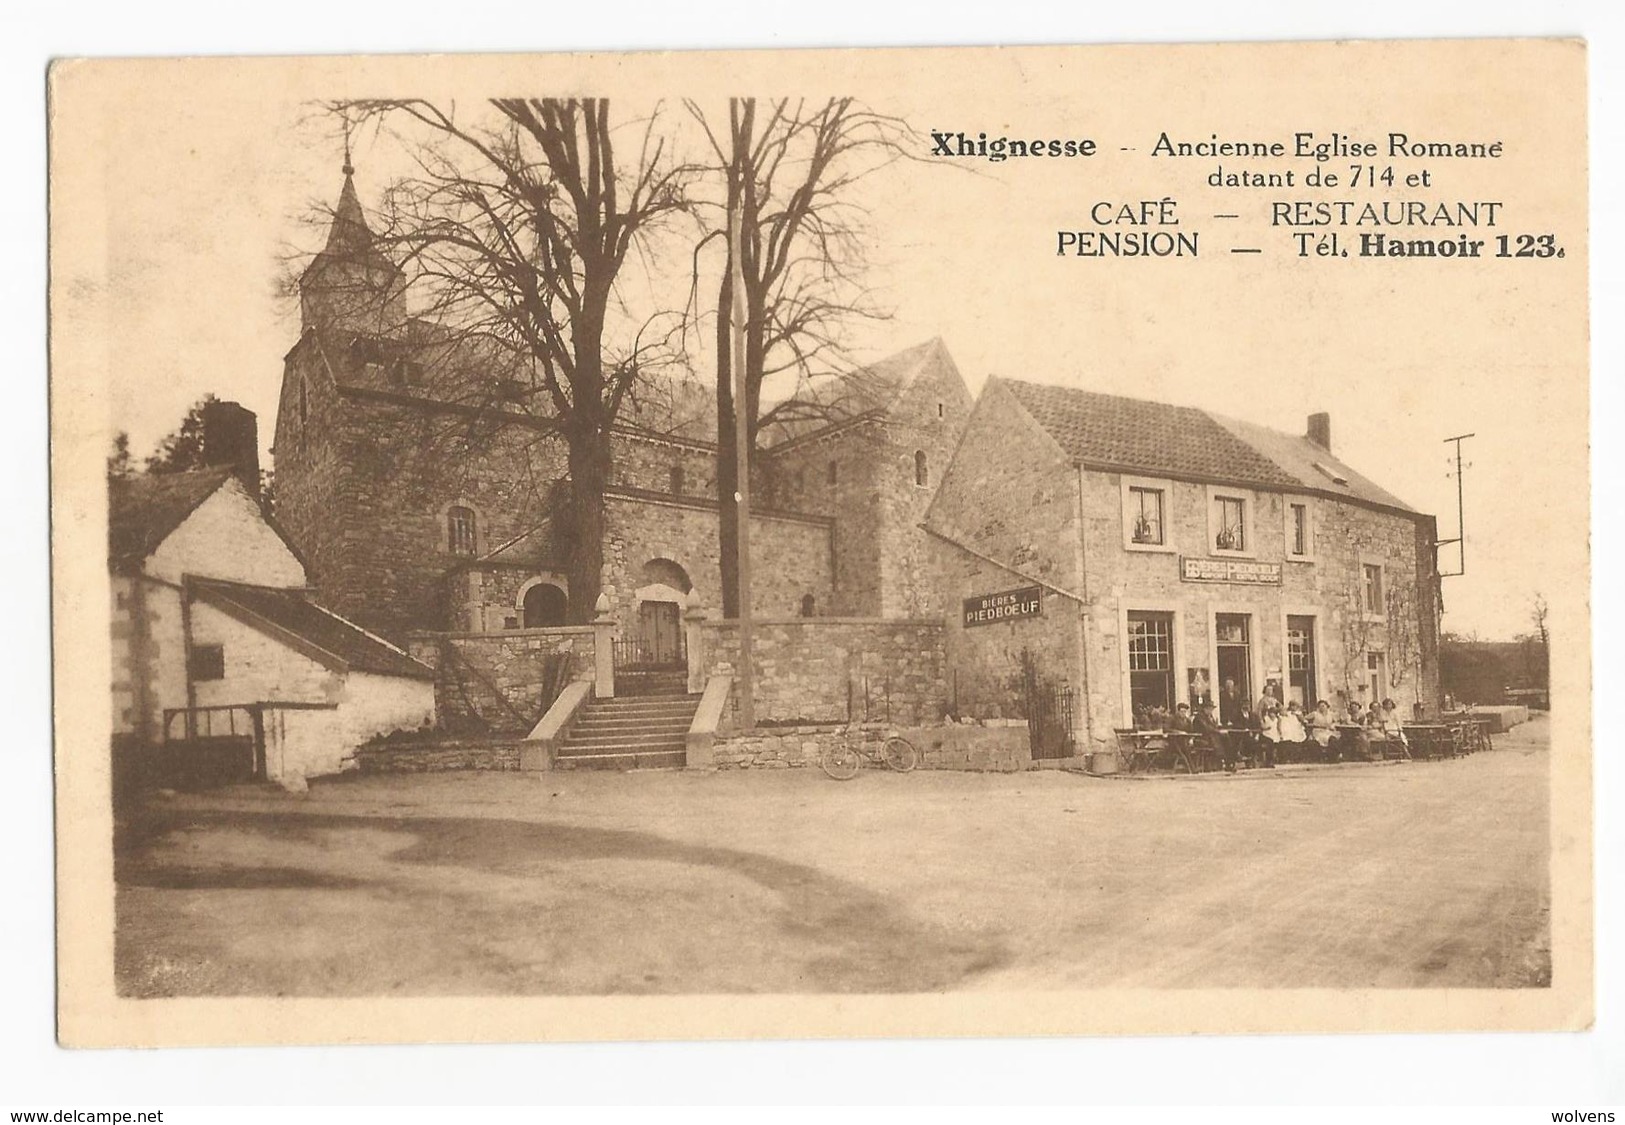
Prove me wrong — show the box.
[110,456,436,788]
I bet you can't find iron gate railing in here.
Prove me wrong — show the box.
[1027,683,1076,760]
[612,632,687,671]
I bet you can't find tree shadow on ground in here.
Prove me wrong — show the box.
[117,806,1010,995]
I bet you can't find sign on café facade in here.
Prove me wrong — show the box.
[962,584,1043,628]
[1179,556,1283,586]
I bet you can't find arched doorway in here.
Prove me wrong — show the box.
[521,582,568,628]
[632,558,691,667]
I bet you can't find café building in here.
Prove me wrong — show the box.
[923,376,1442,760]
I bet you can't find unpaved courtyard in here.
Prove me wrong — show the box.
[115,717,1552,995]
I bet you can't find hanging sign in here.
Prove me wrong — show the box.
[962,585,1043,627]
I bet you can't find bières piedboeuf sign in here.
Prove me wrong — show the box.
[962,585,1043,628]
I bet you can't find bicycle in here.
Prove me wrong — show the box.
[819,731,919,780]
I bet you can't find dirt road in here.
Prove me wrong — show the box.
[116,717,1551,995]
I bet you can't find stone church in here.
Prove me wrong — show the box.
[272,163,972,658]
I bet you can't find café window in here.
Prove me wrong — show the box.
[1362,562,1385,615]
[1212,493,1248,553]
[1128,486,1164,546]
[188,644,225,682]
[447,505,478,556]
[1286,499,1314,560]
[1122,476,1174,552]
[1126,611,1176,716]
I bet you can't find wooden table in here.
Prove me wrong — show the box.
[1404,723,1454,760]
[1115,729,1166,774]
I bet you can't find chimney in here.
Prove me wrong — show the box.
[1307,411,1331,452]
[202,400,261,495]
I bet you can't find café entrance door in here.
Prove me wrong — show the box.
[1215,612,1252,722]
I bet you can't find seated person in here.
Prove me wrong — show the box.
[1256,695,1283,742]
[1343,700,1375,761]
[1305,700,1338,758]
[1234,702,1270,768]
[1380,697,1410,753]
[1193,700,1234,772]
[1169,702,1194,732]
[1277,700,1309,752]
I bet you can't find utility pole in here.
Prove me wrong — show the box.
[728,97,756,729]
[1437,432,1474,577]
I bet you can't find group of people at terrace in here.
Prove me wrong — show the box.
[1124,678,1414,773]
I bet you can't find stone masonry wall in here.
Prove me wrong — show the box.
[712,720,1030,771]
[698,618,948,727]
[759,421,885,616]
[1075,468,1441,742]
[355,738,523,773]
[873,347,976,619]
[602,493,834,632]
[407,627,594,734]
[925,379,1084,723]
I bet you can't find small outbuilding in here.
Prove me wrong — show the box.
[109,427,436,789]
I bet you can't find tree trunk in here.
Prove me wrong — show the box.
[564,430,610,625]
[564,302,611,625]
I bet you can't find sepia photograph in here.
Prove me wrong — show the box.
[48,37,1592,1050]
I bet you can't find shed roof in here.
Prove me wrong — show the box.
[190,579,434,680]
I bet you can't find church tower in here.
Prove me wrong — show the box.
[298,153,407,336]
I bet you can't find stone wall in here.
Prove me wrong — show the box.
[926,379,1085,724]
[1074,469,1441,739]
[603,492,834,631]
[355,737,523,773]
[758,339,975,619]
[697,618,948,727]
[711,720,1030,772]
[407,628,594,734]
[758,420,885,616]
[609,430,719,501]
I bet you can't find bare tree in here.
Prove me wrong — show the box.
[1526,592,1550,691]
[684,97,914,616]
[335,98,693,622]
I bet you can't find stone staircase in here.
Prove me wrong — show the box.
[554,676,697,770]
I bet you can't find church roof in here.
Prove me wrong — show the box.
[108,466,235,570]
[300,167,399,283]
[190,579,435,680]
[760,337,960,447]
[999,377,1419,515]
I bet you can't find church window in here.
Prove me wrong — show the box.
[800,594,816,617]
[938,402,945,418]
[827,460,838,486]
[914,450,929,487]
[670,466,685,495]
[447,505,478,556]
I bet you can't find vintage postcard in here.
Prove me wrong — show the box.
[49,39,1591,1046]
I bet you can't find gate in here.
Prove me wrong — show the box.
[1021,656,1075,760]
[146,705,263,788]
